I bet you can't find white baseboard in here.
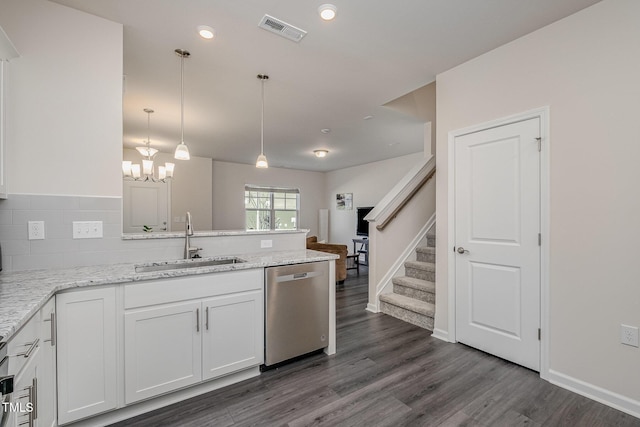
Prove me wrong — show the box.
[547,369,640,419]
[430,328,451,342]
[365,303,379,313]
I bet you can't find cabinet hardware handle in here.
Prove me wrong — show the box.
[17,339,39,358]
[32,377,37,420]
[43,313,56,346]
[196,308,200,332]
[206,307,209,331]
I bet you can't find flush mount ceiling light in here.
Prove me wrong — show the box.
[314,149,329,158]
[318,4,337,21]
[256,74,269,169]
[174,49,191,161]
[197,25,215,39]
[123,108,174,182]
[364,115,374,120]
[320,128,331,134]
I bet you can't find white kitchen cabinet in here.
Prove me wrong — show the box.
[38,297,56,427]
[123,269,264,404]
[0,60,7,199]
[2,298,57,427]
[0,25,17,199]
[56,287,117,425]
[124,300,202,404]
[10,350,38,427]
[4,306,40,427]
[202,290,263,380]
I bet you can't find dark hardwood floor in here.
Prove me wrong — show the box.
[112,267,640,426]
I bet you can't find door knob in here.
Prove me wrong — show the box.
[457,247,469,254]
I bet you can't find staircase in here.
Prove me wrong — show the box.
[379,227,435,331]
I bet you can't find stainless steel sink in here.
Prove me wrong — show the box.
[135,257,245,273]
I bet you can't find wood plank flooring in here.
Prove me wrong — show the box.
[112,268,640,426]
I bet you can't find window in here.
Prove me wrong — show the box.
[244,185,299,231]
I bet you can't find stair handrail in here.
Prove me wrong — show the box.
[365,154,436,231]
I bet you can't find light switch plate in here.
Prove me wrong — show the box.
[261,240,273,248]
[73,221,103,239]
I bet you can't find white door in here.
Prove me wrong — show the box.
[124,301,202,404]
[455,117,541,371]
[123,180,170,233]
[202,290,264,380]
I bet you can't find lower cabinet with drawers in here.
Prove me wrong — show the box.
[3,296,56,427]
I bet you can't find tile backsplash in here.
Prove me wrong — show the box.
[0,194,306,273]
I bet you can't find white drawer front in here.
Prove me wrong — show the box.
[124,269,263,309]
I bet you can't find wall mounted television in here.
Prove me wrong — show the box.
[356,206,374,237]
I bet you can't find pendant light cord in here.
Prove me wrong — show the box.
[180,53,185,145]
[146,111,151,159]
[260,77,264,155]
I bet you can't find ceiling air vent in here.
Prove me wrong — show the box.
[258,14,307,43]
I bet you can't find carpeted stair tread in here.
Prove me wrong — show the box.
[379,293,435,316]
[404,260,435,271]
[392,276,435,293]
[415,246,436,262]
[416,246,435,254]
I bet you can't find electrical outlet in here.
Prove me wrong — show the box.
[28,221,45,240]
[73,221,104,239]
[620,324,639,347]
[261,239,273,248]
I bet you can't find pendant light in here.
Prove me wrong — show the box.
[122,108,175,182]
[256,74,269,168]
[174,49,191,160]
[137,108,158,175]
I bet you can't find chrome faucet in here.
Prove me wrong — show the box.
[184,212,202,259]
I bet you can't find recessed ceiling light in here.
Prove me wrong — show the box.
[321,128,331,134]
[197,25,215,39]
[364,115,374,120]
[314,149,329,158]
[318,4,337,21]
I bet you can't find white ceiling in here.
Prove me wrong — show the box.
[50,0,600,171]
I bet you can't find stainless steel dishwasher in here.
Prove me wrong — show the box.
[264,261,329,367]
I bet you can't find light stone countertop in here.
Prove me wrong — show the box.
[122,229,310,240]
[0,249,338,343]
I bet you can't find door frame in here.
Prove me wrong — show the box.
[446,106,550,379]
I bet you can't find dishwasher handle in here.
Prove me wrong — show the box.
[275,271,323,283]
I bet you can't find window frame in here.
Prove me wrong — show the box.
[244,185,300,231]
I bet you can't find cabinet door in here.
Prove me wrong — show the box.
[202,290,263,380]
[124,301,202,404]
[38,297,56,427]
[11,352,38,427]
[56,287,117,425]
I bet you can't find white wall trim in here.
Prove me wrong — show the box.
[446,106,551,372]
[365,155,435,225]
[547,369,640,419]
[365,303,378,314]
[430,328,450,342]
[369,213,436,313]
